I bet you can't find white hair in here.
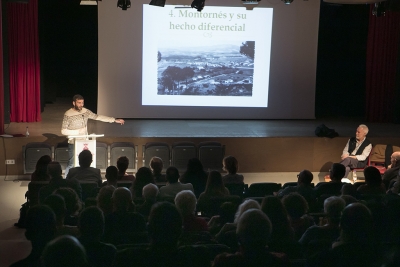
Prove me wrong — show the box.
[142,183,159,201]
[174,190,197,216]
[358,124,369,135]
[234,199,261,223]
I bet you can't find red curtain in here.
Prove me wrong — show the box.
[0,0,4,134]
[7,0,41,122]
[366,9,400,122]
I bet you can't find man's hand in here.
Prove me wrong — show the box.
[341,154,349,160]
[115,119,125,125]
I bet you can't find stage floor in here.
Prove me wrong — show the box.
[3,98,400,138]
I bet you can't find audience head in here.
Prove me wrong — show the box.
[148,202,182,246]
[79,206,105,240]
[42,235,88,267]
[205,170,225,194]
[112,187,133,212]
[341,183,357,197]
[389,181,400,194]
[324,196,346,224]
[44,194,67,225]
[282,192,309,219]
[105,166,118,185]
[261,196,290,225]
[166,166,180,183]
[135,166,154,185]
[297,170,313,186]
[330,163,346,182]
[116,156,129,174]
[236,209,272,251]
[234,199,261,223]
[25,205,56,245]
[47,161,63,179]
[97,185,116,216]
[340,195,359,206]
[340,202,373,243]
[54,187,82,217]
[223,156,239,174]
[78,150,93,168]
[150,156,163,175]
[34,155,52,178]
[363,166,383,187]
[185,158,204,173]
[142,183,159,202]
[175,190,197,217]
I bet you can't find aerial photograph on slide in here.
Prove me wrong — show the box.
[156,41,255,96]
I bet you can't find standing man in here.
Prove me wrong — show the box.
[340,124,372,179]
[61,94,124,177]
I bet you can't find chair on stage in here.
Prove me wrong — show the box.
[23,142,53,174]
[96,142,109,172]
[142,142,170,171]
[171,141,196,172]
[198,141,225,172]
[54,142,69,172]
[110,142,137,173]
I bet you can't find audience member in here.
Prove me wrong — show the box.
[115,202,187,267]
[315,203,381,267]
[277,170,316,201]
[78,206,117,267]
[30,155,51,181]
[54,187,82,226]
[340,124,372,179]
[41,235,88,267]
[149,156,167,183]
[213,209,288,267]
[66,150,102,186]
[382,152,400,189]
[299,196,345,248]
[9,205,56,267]
[197,171,230,207]
[159,167,194,199]
[180,158,208,198]
[282,192,315,241]
[116,156,135,182]
[136,183,159,220]
[130,167,155,199]
[175,190,208,232]
[97,185,116,217]
[39,161,82,204]
[222,156,244,184]
[44,194,79,237]
[208,202,237,236]
[261,196,295,248]
[314,163,345,197]
[340,183,358,198]
[104,187,147,245]
[102,166,118,187]
[216,199,260,250]
[357,166,386,195]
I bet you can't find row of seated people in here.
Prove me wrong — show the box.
[12,177,400,267]
[19,156,400,264]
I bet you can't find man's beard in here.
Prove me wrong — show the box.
[74,104,82,111]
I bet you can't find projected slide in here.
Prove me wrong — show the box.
[143,5,273,107]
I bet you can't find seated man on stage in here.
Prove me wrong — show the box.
[61,94,124,177]
[340,124,372,180]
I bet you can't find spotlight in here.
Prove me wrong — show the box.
[282,0,293,4]
[191,0,205,12]
[149,0,166,6]
[117,0,131,10]
[372,2,385,17]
